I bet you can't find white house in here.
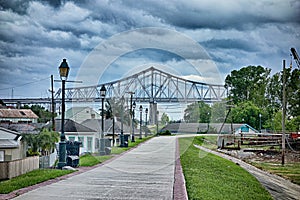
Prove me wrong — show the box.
[51,119,99,154]
[58,107,101,124]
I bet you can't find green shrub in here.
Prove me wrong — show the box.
[159,130,171,135]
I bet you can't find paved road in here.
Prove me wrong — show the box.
[195,145,300,200]
[13,137,178,200]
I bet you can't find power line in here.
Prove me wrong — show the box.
[0,76,50,91]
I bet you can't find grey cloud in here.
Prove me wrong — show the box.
[201,39,258,52]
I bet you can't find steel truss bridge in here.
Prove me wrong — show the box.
[2,67,227,105]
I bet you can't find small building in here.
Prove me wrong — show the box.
[234,124,259,135]
[58,107,101,124]
[0,127,26,161]
[0,108,38,124]
[47,119,99,154]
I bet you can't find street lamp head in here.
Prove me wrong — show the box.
[133,101,136,109]
[59,59,70,81]
[100,85,106,98]
[139,105,143,112]
[145,108,148,114]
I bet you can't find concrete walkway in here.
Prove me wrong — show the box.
[13,137,179,200]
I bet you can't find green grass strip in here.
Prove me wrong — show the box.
[179,137,273,200]
[0,169,73,194]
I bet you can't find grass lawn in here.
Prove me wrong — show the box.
[0,169,73,194]
[79,154,113,166]
[251,162,300,185]
[179,136,273,200]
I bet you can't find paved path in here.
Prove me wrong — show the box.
[195,145,300,200]
[12,137,183,200]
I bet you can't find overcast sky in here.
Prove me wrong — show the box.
[0,0,299,100]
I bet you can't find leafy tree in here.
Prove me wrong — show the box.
[161,112,170,125]
[210,102,227,123]
[184,101,211,123]
[286,68,300,117]
[225,65,270,107]
[22,105,54,123]
[228,101,262,130]
[101,97,131,126]
[22,129,59,156]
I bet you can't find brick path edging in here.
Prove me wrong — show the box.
[173,138,188,200]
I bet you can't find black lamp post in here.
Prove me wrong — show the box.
[57,59,69,169]
[139,105,143,139]
[145,108,148,137]
[132,101,136,142]
[156,110,159,136]
[100,85,106,155]
[120,96,125,147]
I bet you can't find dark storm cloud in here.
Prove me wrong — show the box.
[201,39,258,52]
[0,0,299,98]
[121,0,300,30]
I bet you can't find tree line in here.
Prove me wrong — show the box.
[184,65,300,132]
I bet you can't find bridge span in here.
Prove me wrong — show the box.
[2,67,226,104]
[2,67,227,123]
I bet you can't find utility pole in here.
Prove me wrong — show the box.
[282,60,286,166]
[51,75,55,131]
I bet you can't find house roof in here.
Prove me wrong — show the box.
[81,119,132,133]
[0,109,38,119]
[0,123,39,134]
[45,119,96,133]
[0,127,21,148]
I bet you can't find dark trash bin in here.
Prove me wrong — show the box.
[66,155,80,167]
[123,135,129,147]
[66,140,82,167]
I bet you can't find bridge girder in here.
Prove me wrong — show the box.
[3,67,227,105]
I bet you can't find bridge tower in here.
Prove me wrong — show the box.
[149,101,157,125]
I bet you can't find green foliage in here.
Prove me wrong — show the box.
[225,65,270,107]
[179,137,272,200]
[159,130,171,135]
[228,101,262,130]
[161,112,170,125]
[184,101,211,123]
[22,129,59,156]
[22,105,54,123]
[210,102,227,123]
[0,169,73,194]
[286,68,300,117]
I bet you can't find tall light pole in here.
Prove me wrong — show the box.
[100,85,106,155]
[282,60,286,165]
[139,105,143,139]
[259,113,262,133]
[120,96,125,147]
[132,101,136,142]
[145,108,148,137]
[57,59,69,169]
[156,110,159,136]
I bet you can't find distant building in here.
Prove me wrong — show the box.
[57,107,100,124]
[0,108,38,124]
[0,127,26,162]
[81,118,132,135]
